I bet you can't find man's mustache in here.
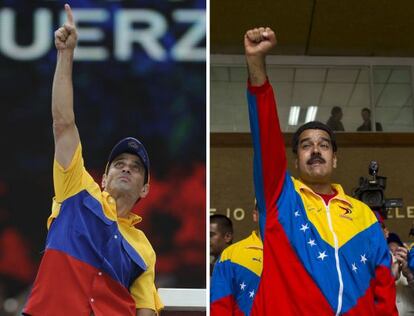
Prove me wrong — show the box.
[307,154,326,165]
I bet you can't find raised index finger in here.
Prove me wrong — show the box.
[64,4,74,25]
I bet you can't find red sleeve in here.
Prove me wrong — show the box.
[373,265,398,315]
[247,79,287,215]
[211,295,244,316]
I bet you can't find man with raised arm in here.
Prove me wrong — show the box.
[245,27,397,315]
[23,4,162,316]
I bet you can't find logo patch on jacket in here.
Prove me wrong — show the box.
[339,206,353,220]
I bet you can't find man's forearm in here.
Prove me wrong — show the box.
[52,50,75,126]
[246,55,267,86]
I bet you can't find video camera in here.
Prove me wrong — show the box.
[352,161,403,219]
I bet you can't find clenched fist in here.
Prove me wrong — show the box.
[55,4,77,51]
[244,27,277,57]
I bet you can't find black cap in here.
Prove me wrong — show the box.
[387,232,404,247]
[292,121,337,154]
[106,137,150,183]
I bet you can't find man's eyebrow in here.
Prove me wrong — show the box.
[299,137,311,145]
[113,157,124,163]
[299,137,331,145]
[320,137,332,143]
[133,158,144,165]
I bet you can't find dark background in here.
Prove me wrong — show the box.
[0,0,206,307]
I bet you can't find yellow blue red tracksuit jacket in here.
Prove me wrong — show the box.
[211,231,263,315]
[213,80,396,315]
[23,143,163,316]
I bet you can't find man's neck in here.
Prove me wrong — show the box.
[306,183,334,195]
[115,197,134,218]
[106,190,136,217]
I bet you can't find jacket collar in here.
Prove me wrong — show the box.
[102,191,143,226]
[294,178,353,207]
[245,231,263,250]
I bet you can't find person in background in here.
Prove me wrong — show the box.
[357,108,383,131]
[387,233,414,315]
[210,214,233,274]
[326,106,345,131]
[211,203,262,315]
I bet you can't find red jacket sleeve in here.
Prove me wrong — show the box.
[371,222,398,315]
[373,265,398,315]
[247,79,287,218]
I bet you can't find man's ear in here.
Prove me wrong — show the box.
[295,157,298,169]
[333,153,337,169]
[101,173,107,189]
[224,232,233,244]
[139,183,150,199]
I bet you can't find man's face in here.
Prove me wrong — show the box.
[253,208,259,223]
[295,129,337,185]
[361,110,370,121]
[102,153,149,201]
[334,110,343,120]
[388,242,400,255]
[210,223,231,257]
[381,223,389,239]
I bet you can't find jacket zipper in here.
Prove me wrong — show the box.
[325,201,343,316]
[300,184,348,315]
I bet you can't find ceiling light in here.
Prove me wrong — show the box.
[288,106,300,126]
[305,106,318,123]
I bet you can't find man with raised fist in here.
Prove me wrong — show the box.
[242,27,397,315]
[23,4,162,316]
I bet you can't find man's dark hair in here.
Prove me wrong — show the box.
[361,107,371,115]
[387,232,403,247]
[210,214,233,235]
[292,121,337,154]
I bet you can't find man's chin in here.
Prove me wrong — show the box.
[113,181,128,188]
[307,162,326,169]
[301,172,331,183]
[108,183,132,194]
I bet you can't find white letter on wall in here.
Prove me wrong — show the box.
[115,9,166,61]
[0,8,51,60]
[171,9,205,62]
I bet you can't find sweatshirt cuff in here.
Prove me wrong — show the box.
[247,78,271,95]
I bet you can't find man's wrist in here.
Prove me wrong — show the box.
[57,49,75,58]
[246,55,267,86]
